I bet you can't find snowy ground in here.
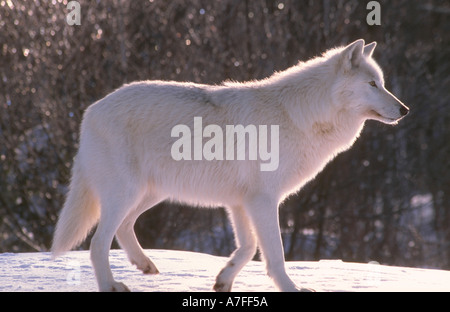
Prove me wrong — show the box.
[1,249,449,292]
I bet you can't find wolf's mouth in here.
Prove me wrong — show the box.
[369,109,384,118]
[368,110,398,123]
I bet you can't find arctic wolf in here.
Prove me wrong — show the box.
[52,39,409,292]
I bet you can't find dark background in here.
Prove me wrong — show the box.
[1,0,449,269]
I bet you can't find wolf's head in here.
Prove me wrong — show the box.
[332,39,409,125]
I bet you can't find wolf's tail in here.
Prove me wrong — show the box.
[51,159,100,258]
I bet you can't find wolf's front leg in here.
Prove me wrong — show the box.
[244,194,314,292]
[214,205,257,292]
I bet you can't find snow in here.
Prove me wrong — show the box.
[1,249,449,292]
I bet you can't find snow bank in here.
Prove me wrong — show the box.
[1,249,449,292]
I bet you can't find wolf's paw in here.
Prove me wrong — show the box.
[132,256,159,274]
[298,287,315,292]
[213,281,232,292]
[142,263,159,275]
[213,270,233,292]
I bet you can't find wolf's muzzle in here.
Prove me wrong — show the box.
[400,105,409,116]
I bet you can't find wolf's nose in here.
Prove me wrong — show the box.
[400,106,409,116]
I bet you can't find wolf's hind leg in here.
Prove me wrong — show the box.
[90,187,141,292]
[116,193,161,274]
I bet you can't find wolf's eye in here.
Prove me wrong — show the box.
[369,81,377,88]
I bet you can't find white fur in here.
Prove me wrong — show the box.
[51,39,409,292]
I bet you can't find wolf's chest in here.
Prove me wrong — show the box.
[277,120,364,195]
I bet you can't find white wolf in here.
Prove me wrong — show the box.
[52,39,409,292]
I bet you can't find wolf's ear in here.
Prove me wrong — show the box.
[341,39,365,71]
[363,42,377,57]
